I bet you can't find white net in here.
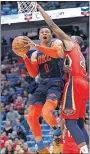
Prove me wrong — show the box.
[18,1,37,14]
[17,1,37,21]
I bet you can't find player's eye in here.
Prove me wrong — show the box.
[40,31,44,34]
[45,31,49,33]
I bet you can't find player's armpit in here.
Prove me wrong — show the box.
[63,40,74,51]
[36,44,61,58]
[23,56,38,78]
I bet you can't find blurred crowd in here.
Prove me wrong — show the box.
[1,38,39,153]
[1,25,89,153]
[1,1,89,16]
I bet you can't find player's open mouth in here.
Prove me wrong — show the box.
[43,36,47,39]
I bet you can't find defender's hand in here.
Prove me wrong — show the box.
[37,3,41,9]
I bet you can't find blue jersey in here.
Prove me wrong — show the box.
[37,51,64,79]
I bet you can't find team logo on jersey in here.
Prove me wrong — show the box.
[38,55,51,64]
[49,93,56,97]
[48,93,57,99]
[62,108,75,115]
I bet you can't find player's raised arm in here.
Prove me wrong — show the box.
[37,4,74,51]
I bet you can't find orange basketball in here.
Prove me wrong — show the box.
[12,36,30,56]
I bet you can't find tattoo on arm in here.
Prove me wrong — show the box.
[49,21,55,30]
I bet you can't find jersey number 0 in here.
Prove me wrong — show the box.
[44,64,49,72]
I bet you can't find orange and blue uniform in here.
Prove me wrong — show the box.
[23,45,64,139]
[31,51,64,107]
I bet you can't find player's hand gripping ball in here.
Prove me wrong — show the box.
[12,36,30,56]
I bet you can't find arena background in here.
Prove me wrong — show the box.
[1,1,89,153]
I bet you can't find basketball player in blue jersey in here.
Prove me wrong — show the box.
[19,27,65,154]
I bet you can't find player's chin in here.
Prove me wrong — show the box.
[43,38,49,43]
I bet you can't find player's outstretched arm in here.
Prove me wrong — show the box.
[37,4,74,51]
[23,37,64,58]
[18,53,38,78]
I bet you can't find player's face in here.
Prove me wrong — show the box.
[39,28,52,43]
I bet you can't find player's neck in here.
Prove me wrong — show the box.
[40,42,50,47]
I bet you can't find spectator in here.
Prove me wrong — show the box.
[71,26,80,36]
[20,76,28,89]
[79,30,87,40]
[1,89,8,102]
[1,131,8,149]
[17,57,24,64]
[14,78,22,87]
[12,136,21,150]
[7,82,15,96]
[1,140,13,154]
[13,118,27,141]
[1,105,6,120]
[19,68,27,77]
[22,143,29,152]
[2,56,9,65]
[14,145,24,154]
[9,37,14,45]
[21,109,30,133]
[6,104,21,127]
[5,104,11,113]
[1,72,6,81]
[22,90,28,105]
[18,103,25,117]
[23,90,28,98]
[10,63,19,75]
[1,37,7,45]
[4,144,14,154]
[3,120,13,137]
[13,96,23,112]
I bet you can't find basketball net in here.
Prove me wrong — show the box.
[17,1,37,21]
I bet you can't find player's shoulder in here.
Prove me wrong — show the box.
[32,50,38,56]
[51,39,63,46]
[51,39,64,52]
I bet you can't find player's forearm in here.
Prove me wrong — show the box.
[23,56,38,78]
[37,4,71,41]
[36,44,59,58]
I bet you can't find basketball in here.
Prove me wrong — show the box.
[12,36,30,56]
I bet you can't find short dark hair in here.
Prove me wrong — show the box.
[71,35,84,48]
[38,26,52,34]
